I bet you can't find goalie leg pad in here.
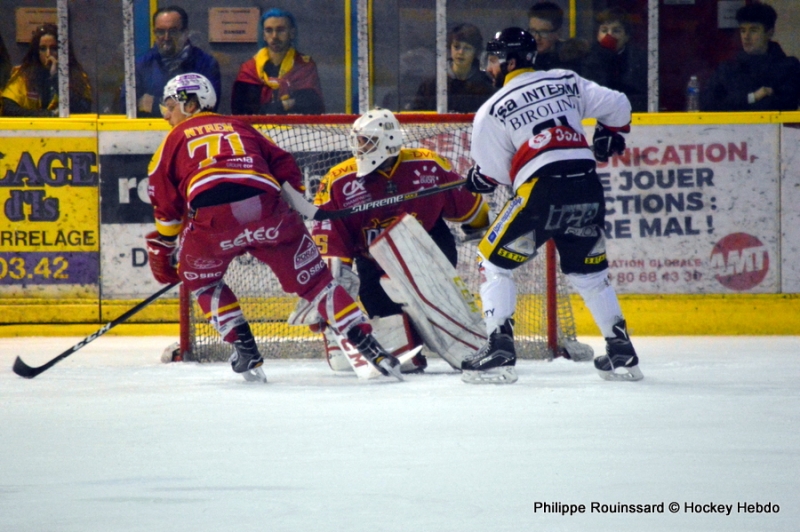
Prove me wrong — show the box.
[323,328,353,372]
[370,313,425,373]
[370,214,487,369]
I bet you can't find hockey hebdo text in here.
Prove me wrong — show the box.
[532,500,780,516]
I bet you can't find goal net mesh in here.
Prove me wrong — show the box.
[182,114,581,363]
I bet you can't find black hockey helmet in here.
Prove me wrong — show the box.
[486,27,537,68]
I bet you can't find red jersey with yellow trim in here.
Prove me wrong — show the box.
[311,147,483,261]
[147,112,303,238]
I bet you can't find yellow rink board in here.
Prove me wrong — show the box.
[2,293,799,337]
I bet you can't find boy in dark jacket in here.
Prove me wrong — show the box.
[702,3,800,111]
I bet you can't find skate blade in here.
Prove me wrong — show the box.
[242,366,267,383]
[378,359,404,382]
[395,346,423,366]
[461,367,518,385]
[597,365,643,382]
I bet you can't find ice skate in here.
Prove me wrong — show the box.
[400,352,427,374]
[461,319,518,384]
[594,319,643,381]
[229,332,266,383]
[346,326,404,381]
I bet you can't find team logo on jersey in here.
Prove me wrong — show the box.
[296,259,326,285]
[294,234,321,269]
[504,232,536,256]
[183,270,223,281]
[185,255,224,270]
[362,217,399,247]
[342,179,368,198]
[545,203,599,231]
[530,130,553,150]
[219,222,282,250]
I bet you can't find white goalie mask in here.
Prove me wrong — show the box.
[161,73,217,116]
[349,109,403,177]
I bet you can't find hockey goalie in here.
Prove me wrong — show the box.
[289,109,490,377]
[290,213,487,377]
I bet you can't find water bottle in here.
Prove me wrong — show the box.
[686,75,700,112]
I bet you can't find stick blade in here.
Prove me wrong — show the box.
[12,356,43,379]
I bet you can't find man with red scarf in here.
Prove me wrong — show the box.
[232,9,324,115]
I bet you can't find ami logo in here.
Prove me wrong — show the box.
[709,232,769,291]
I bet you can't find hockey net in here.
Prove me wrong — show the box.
[179,113,585,363]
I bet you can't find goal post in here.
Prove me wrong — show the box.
[178,113,585,362]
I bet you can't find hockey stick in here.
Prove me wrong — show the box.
[12,282,180,379]
[282,180,467,221]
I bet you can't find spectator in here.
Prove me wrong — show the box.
[527,2,588,72]
[0,32,11,90]
[1,24,92,116]
[410,23,496,113]
[231,8,324,115]
[581,7,648,112]
[123,6,221,118]
[0,32,9,115]
[701,2,800,112]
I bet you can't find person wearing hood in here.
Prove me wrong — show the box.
[702,2,800,112]
[410,23,496,113]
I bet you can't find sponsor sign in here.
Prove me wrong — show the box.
[0,133,99,296]
[596,124,779,293]
[781,124,800,292]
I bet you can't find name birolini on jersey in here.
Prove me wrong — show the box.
[490,72,581,129]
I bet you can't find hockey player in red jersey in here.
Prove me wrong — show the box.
[308,108,490,373]
[465,28,643,384]
[146,73,401,382]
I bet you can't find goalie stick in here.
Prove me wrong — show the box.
[12,282,180,379]
[282,180,467,221]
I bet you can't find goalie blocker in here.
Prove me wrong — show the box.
[369,214,487,368]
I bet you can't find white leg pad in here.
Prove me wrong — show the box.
[567,270,623,338]
[323,328,353,372]
[369,313,422,372]
[478,259,516,334]
[370,214,487,369]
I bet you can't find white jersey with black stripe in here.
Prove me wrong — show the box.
[470,68,631,191]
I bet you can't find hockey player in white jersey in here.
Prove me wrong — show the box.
[464,27,643,384]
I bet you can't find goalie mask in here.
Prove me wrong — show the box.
[349,109,403,177]
[161,73,217,116]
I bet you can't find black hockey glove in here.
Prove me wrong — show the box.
[592,123,628,163]
[465,165,498,194]
[460,223,486,242]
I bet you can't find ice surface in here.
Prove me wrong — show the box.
[1,336,798,532]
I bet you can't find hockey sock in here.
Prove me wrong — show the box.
[314,283,368,336]
[567,270,624,338]
[193,282,246,342]
[479,259,517,334]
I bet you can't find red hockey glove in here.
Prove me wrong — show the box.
[145,231,180,284]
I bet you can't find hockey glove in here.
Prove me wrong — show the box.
[145,231,180,284]
[592,123,629,163]
[460,224,484,242]
[465,165,498,194]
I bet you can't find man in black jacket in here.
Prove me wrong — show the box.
[702,3,800,111]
